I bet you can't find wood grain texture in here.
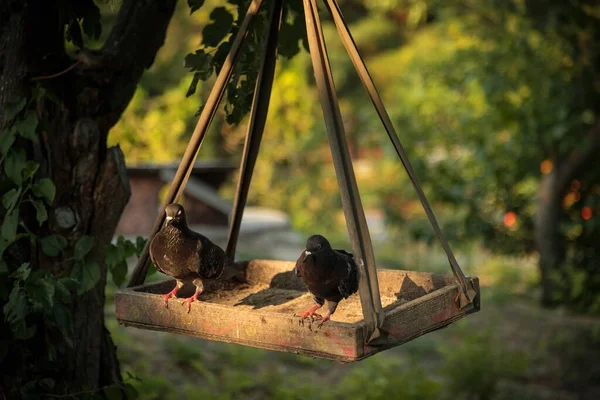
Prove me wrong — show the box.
[116,260,480,362]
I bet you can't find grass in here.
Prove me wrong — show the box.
[105,235,600,400]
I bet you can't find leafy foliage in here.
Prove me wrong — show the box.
[184,0,308,124]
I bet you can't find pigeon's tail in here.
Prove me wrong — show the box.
[220,259,248,284]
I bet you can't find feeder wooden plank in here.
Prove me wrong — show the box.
[115,260,479,362]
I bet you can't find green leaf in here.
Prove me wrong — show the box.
[4,148,27,186]
[123,383,139,400]
[135,236,147,256]
[54,279,70,303]
[71,261,100,295]
[52,302,73,347]
[1,209,19,242]
[3,286,29,326]
[29,278,55,310]
[0,261,7,275]
[188,0,206,14]
[0,126,17,156]
[104,386,124,400]
[59,277,79,290]
[41,235,68,257]
[9,263,31,281]
[31,178,56,203]
[32,199,48,225]
[15,111,39,142]
[3,98,26,120]
[184,51,213,77]
[186,72,202,97]
[74,235,95,260]
[202,7,234,47]
[22,161,39,181]
[110,260,128,288]
[2,187,22,211]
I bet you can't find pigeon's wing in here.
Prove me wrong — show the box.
[197,238,226,280]
[334,249,354,258]
[148,235,166,275]
[337,253,359,299]
[293,250,311,277]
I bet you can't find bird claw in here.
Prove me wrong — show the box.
[317,314,331,329]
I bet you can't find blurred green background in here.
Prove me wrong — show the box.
[101,0,600,399]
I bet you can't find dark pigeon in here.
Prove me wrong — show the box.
[149,203,226,313]
[293,234,359,327]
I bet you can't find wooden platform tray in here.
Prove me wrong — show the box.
[115,260,480,362]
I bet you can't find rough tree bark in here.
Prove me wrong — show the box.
[0,0,177,396]
[535,122,600,306]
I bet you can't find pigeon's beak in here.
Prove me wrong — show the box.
[165,215,174,223]
[304,249,311,256]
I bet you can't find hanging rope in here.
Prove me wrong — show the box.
[323,0,477,307]
[226,0,284,262]
[128,0,266,288]
[303,0,386,343]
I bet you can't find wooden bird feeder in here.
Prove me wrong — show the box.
[116,0,480,362]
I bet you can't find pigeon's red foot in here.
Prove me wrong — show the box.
[181,290,200,314]
[294,304,323,326]
[317,312,332,329]
[162,285,181,308]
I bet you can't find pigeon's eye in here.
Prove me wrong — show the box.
[317,244,321,249]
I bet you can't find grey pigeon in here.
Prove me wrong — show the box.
[293,234,359,327]
[149,203,226,313]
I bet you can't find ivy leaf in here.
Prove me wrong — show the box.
[2,187,22,211]
[188,0,206,14]
[15,111,39,142]
[4,148,27,186]
[59,277,79,292]
[74,235,95,261]
[186,73,201,97]
[22,161,39,181]
[1,209,19,242]
[32,178,56,204]
[52,302,73,347]
[135,236,147,256]
[184,51,214,78]
[9,263,31,281]
[54,279,70,303]
[32,199,48,225]
[202,7,234,47]
[28,278,55,311]
[110,260,128,288]
[3,287,30,328]
[0,126,17,156]
[41,235,68,257]
[3,98,26,120]
[71,261,100,295]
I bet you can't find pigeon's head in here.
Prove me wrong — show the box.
[164,203,186,227]
[305,234,332,253]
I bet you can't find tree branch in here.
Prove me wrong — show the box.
[77,0,178,130]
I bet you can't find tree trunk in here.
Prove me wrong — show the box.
[0,0,177,397]
[534,122,600,307]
